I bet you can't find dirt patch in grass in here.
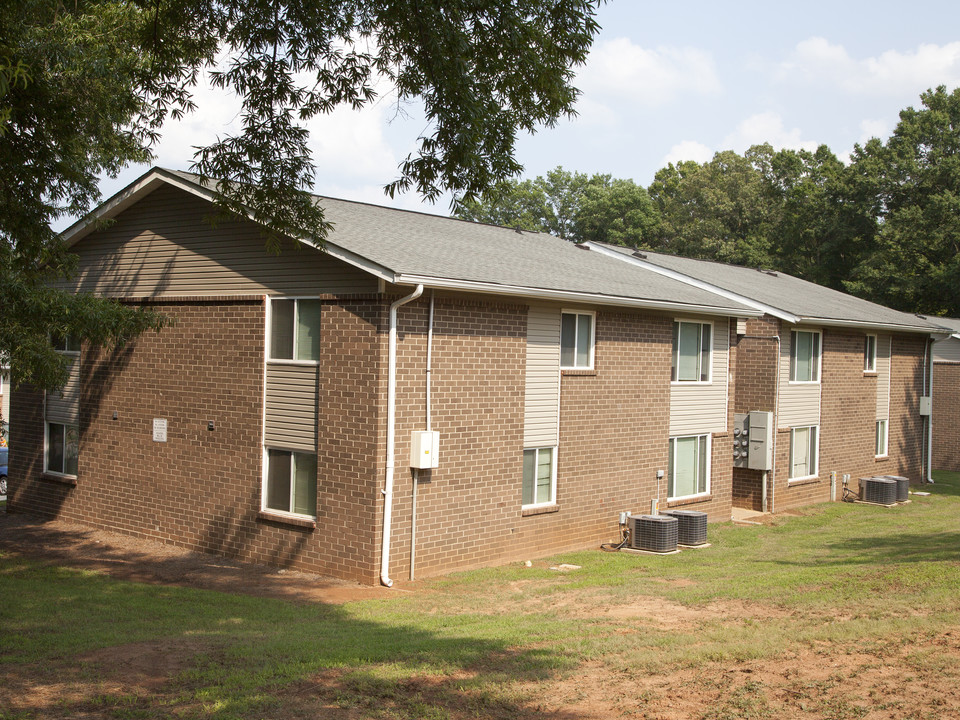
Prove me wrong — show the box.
[536,634,960,720]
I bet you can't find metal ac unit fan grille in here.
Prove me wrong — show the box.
[629,515,678,553]
[883,475,910,503]
[861,477,897,505]
[662,510,708,546]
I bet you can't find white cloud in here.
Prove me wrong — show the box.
[577,37,721,108]
[721,112,819,153]
[858,118,890,144]
[660,140,714,167]
[779,37,960,95]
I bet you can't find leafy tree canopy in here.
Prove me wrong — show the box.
[845,86,960,316]
[455,166,659,245]
[0,0,602,395]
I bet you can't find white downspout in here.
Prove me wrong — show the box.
[381,284,424,588]
[925,337,934,483]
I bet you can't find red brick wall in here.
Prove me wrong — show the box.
[8,298,390,583]
[731,317,781,511]
[384,299,736,581]
[933,363,960,471]
[773,329,925,511]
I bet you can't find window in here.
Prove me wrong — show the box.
[264,449,317,516]
[560,311,594,369]
[671,321,712,382]
[522,447,556,507]
[46,422,79,476]
[269,299,322,361]
[789,330,821,383]
[789,426,819,479]
[51,334,81,353]
[668,434,710,499]
[876,419,888,457]
[864,335,877,373]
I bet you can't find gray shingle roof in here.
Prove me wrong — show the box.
[594,244,942,333]
[925,316,960,334]
[160,170,756,314]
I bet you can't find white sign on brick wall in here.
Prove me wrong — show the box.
[152,418,168,443]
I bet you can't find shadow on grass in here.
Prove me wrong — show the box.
[0,520,581,720]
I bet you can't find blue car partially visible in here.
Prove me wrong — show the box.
[0,446,7,496]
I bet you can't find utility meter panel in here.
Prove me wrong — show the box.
[410,430,440,469]
[733,413,750,468]
[747,411,773,471]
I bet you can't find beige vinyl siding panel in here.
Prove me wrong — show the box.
[933,337,960,363]
[524,306,561,448]
[57,185,377,298]
[669,317,729,435]
[778,330,821,429]
[876,335,891,420]
[45,358,80,425]
[264,364,318,452]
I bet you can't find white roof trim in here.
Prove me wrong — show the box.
[584,242,797,323]
[800,317,951,336]
[395,274,764,316]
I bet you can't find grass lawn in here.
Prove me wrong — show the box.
[2,473,960,719]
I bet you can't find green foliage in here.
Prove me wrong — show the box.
[845,86,960,316]
[1,0,602,391]
[455,166,659,244]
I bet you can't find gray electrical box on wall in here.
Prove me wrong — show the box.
[747,411,773,471]
[410,431,440,469]
[733,413,750,468]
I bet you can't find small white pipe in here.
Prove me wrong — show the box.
[925,337,934,483]
[410,291,435,582]
[381,284,423,588]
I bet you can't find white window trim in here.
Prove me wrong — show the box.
[560,310,596,370]
[788,425,820,481]
[667,433,712,500]
[788,329,822,385]
[671,319,714,385]
[261,446,318,519]
[864,334,878,374]
[522,446,558,509]
[44,421,79,478]
[875,419,889,458]
[266,296,322,366]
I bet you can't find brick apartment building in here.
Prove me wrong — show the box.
[931,318,960,472]
[6,168,946,584]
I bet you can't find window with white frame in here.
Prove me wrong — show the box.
[864,335,877,373]
[51,334,81,354]
[671,320,712,382]
[522,447,556,507]
[46,422,79,476]
[668,434,710,499]
[264,448,317,517]
[789,426,819,479]
[789,330,821,383]
[560,311,594,369]
[269,298,322,362]
[875,419,888,457]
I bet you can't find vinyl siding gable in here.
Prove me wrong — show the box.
[58,185,378,298]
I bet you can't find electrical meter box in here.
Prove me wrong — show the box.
[733,413,750,468]
[410,431,440,469]
[746,411,773,471]
[919,396,932,416]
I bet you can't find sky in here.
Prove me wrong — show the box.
[92,0,960,221]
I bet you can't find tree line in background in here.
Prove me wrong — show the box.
[455,86,960,319]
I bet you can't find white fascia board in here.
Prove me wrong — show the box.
[584,242,797,323]
[797,317,950,336]
[60,168,400,285]
[395,274,764,316]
